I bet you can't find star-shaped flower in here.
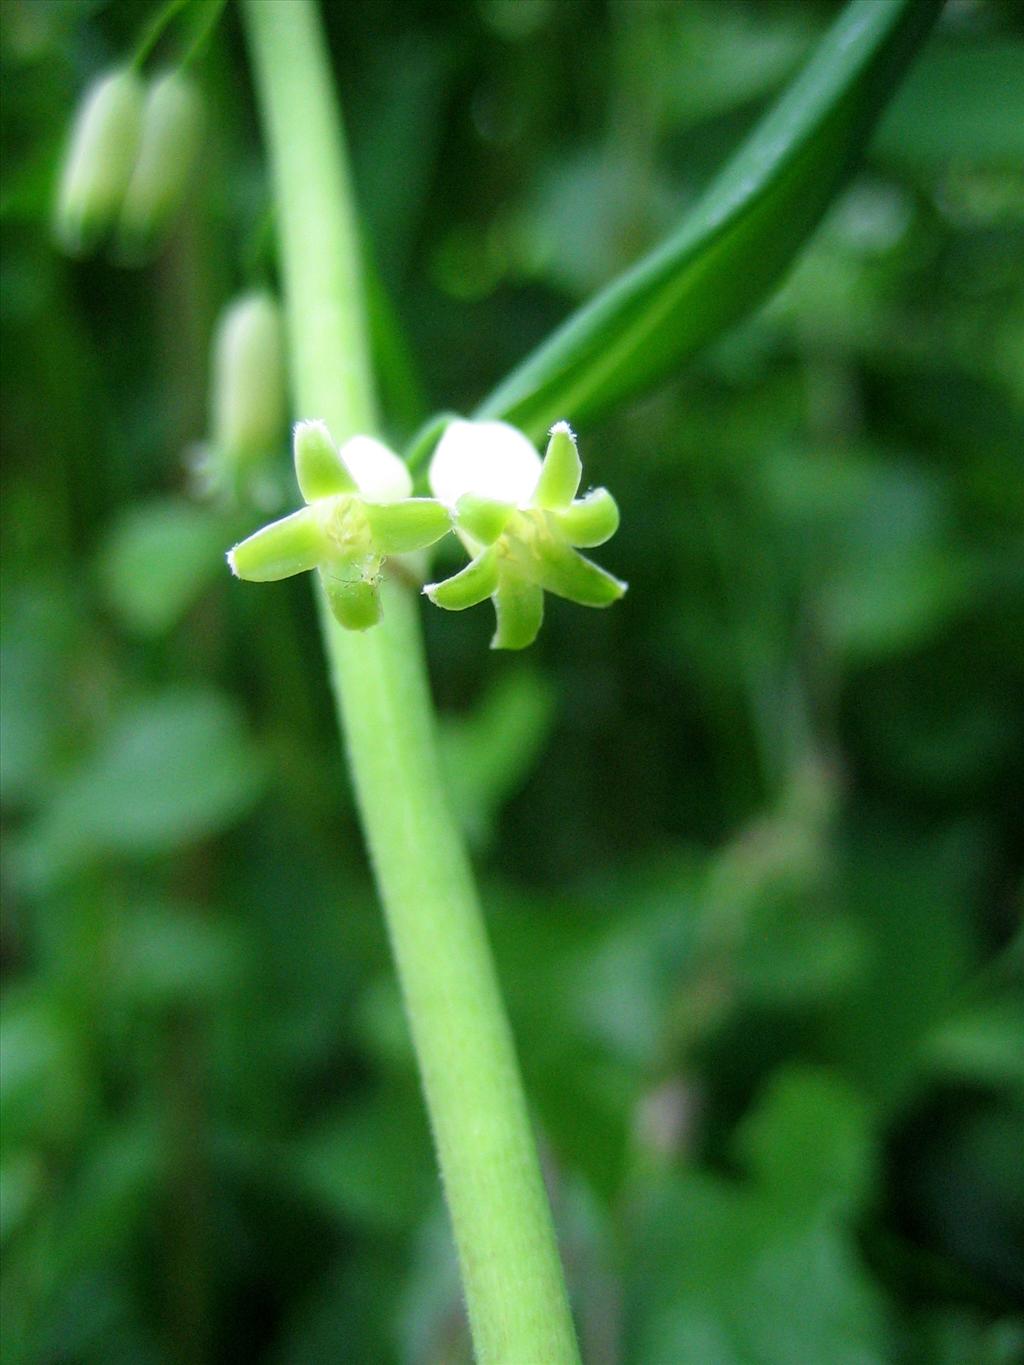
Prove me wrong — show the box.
[228,420,451,630]
[425,419,625,649]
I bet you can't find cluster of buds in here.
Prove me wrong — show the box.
[54,67,202,261]
[228,418,625,649]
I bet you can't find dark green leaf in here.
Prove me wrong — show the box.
[97,498,233,637]
[476,0,943,438]
[19,689,265,881]
[876,40,1024,168]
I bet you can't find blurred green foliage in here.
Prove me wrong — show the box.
[2,1,1023,1362]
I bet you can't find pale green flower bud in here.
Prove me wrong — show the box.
[192,293,287,506]
[211,291,286,465]
[116,70,203,262]
[425,419,625,650]
[54,69,144,255]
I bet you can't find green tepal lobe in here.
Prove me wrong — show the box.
[531,422,582,510]
[227,506,325,582]
[454,495,514,546]
[294,419,357,500]
[364,499,452,555]
[552,487,620,547]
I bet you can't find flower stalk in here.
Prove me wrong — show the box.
[241,2,580,1360]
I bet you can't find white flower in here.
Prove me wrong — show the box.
[228,421,449,631]
[424,419,625,650]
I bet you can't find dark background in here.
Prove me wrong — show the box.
[2,1,1023,1361]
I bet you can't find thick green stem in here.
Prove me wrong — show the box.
[242,3,579,1360]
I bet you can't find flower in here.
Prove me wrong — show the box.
[228,421,451,630]
[425,419,625,649]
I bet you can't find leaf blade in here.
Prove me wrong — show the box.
[474,0,943,439]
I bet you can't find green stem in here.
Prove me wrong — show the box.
[131,0,189,69]
[180,0,229,70]
[242,4,579,1361]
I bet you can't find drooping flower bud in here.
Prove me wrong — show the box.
[425,419,625,649]
[212,292,286,461]
[192,292,287,504]
[115,70,203,262]
[54,69,144,255]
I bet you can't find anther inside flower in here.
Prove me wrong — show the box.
[228,420,451,630]
[425,419,625,650]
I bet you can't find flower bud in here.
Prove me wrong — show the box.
[211,291,287,467]
[54,69,144,255]
[115,70,203,262]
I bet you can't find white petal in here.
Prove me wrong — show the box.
[337,434,413,503]
[428,419,542,509]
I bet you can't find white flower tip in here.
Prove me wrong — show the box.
[429,419,542,508]
[549,419,576,440]
[226,547,239,577]
[337,434,412,503]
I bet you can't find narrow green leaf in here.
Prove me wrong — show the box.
[552,489,620,548]
[475,0,942,438]
[364,498,451,553]
[403,410,460,479]
[425,547,499,611]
